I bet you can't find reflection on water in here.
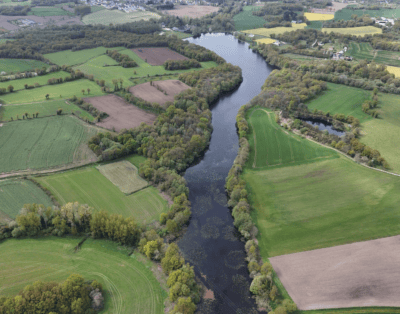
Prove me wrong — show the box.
[303,119,345,137]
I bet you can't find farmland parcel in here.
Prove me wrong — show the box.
[131,47,188,66]
[82,9,159,25]
[321,26,382,37]
[165,5,218,18]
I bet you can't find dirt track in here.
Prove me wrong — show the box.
[83,95,156,132]
[129,80,191,107]
[132,47,188,66]
[270,235,400,310]
[165,5,219,18]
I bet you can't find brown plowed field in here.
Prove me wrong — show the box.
[129,80,191,107]
[270,235,400,310]
[83,95,156,132]
[165,5,219,18]
[131,47,188,66]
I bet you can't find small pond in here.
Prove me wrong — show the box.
[303,119,346,137]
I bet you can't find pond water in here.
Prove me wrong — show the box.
[303,119,345,137]
[178,34,274,313]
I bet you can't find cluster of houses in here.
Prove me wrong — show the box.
[372,16,396,27]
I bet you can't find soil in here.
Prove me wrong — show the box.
[83,94,157,132]
[0,14,83,31]
[311,1,349,14]
[270,235,400,310]
[164,5,219,18]
[131,47,188,66]
[129,80,191,108]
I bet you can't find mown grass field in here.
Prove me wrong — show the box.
[0,70,71,91]
[97,160,148,194]
[247,109,338,169]
[347,42,400,67]
[304,12,334,21]
[305,82,372,122]
[28,6,74,16]
[36,164,168,224]
[0,79,104,104]
[335,8,400,20]
[0,237,167,314]
[242,24,307,38]
[0,116,98,173]
[0,179,53,221]
[233,6,265,31]
[0,99,95,122]
[82,9,160,25]
[321,26,382,37]
[245,156,400,258]
[0,58,48,73]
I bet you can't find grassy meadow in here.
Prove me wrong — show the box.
[305,82,372,122]
[0,99,95,122]
[321,26,382,37]
[0,179,53,221]
[0,58,48,73]
[242,24,307,37]
[0,0,32,7]
[0,237,167,314]
[36,164,168,224]
[347,42,400,67]
[247,109,338,169]
[82,9,159,25]
[28,6,74,16]
[233,6,266,31]
[335,8,400,20]
[0,116,98,173]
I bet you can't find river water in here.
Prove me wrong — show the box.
[178,34,274,313]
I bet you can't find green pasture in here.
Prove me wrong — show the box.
[335,8,400,20]
[36,164,169,224]
[247,109,338,169]
[233,6,265,31]
[306,20,322,30]
[44,47,124,67]
[82,9,160,25]
[0,70,71,91]
[28,6,74,16]
[245,156,400,258]
[0,79,104,104]
[347,42,400,67]
[0,99,95,122]
[163,31,193,39]
[0,179,52,221]
[0,0,31,6]
[0,58,48,74]
[0,116,98,173]
[0,237,167,314]
[90,5,105,12]
[305,82,372,122]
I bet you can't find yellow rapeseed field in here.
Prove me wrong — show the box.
[243,23,307,38]
[256,38,277,45]
[304,12,334,21]
[387,66,400,77]
[321,26,382,37]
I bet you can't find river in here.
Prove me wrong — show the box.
[177,34,274,313]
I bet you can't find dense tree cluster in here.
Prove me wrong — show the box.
[163,59,201,70]
[0,274,102,314]
[75,5,91,16]
[0,5,30,15]
[113,20,161,34]
[168,39,226,64]
[69,95,108,122]
[106,50,137,68]
[323,15,375,28]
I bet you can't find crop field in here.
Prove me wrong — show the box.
[0,70,71,91]
[242,24,307,38]
[0,116,98,174]
[83,95,157,131]
[271,235,400,310]
[0,58,48,74]
[165,5,218,18]
[97,160,148,194]
[36,165,168,224]
[247,109,338,169]
[335,8,400,21]
[386,65,400,77]
[0,237,167,314]
[304,12,334,21]
[305,82,372,122]
[28,6,74,16]
[0,79,104,104]
[0,179,52,221]
[0,0,32,6]
[245,156,400,258]
[129,80,191,107]
[233,6,265,31]
[255,38,277,45]
[132,47,188,66]
[321,26,382,37]
[347,42,400,67]
[82,9,160,25]
[306,20,322,29]
[0,99,95,122]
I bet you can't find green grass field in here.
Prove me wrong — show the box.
[0,70,71,91]
[0,0,31,7]
[0,58,48,74]
[335,8,400,20]
[0,237,167,314]
[28,6,74,16]
[306,20,322,30]
[82,9,160,25]
[347,42,400,67]
[305,82,372,122]
[0,79,104,104]
[233,6,266,31]
[247,109,338,169]
[36,164,168,224]
[0,179,53,220]
[0,99,95,122]
[0,116,98,173]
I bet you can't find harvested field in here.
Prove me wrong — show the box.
[129,80,191,107]
[165,5,219,18]
[310,1,348,14]
[83,95,156,132]
[97,160,148,194]
[270,235,400,310]
[0,14,83,31]
[131,47,188,66]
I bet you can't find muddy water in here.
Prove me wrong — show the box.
[178,34,274,313]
